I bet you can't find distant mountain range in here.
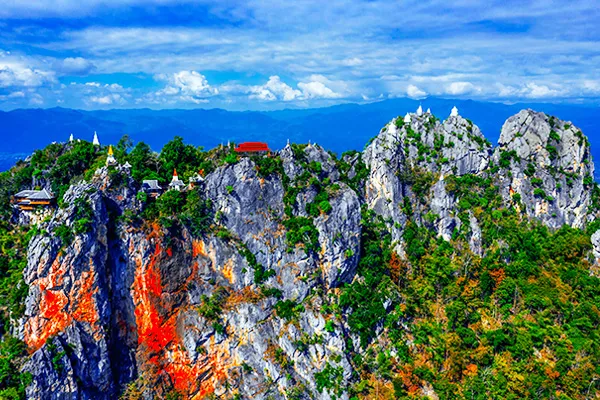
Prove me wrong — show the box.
[1,98,599,177]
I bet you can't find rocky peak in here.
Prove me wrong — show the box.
[493,109,594,228]
[497,109,592,173]
[8,107,600,400]
[362,110,491,250]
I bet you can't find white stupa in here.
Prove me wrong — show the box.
[404,113,411,123]
[69,133,74,143]
[93,131,100,146]
[426,108,431,114]
[416,105,423,116]
[450,106,459,117]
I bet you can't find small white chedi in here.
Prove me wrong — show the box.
[450,106,459,117]
[93,131,100,146]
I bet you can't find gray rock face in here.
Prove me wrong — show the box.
[590,230,600,276]
[493,109,594,229]
[315,185,361,287]
[363,111,490,250]
[429,178,459,242]
[22,184,115,399]
[16,107,600,399]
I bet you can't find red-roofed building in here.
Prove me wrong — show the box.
[234,142,271,155]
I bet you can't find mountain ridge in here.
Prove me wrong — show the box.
[0,107,600,399]
[2,98,599,178]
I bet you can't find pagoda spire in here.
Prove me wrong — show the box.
[93,131,100,146]
[69,133,74,143]
[450,106,459,117]
[106,145,117,166]
[416,104,423,116]
[404,113,411,123]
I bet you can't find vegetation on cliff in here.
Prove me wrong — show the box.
[1,111,600,399]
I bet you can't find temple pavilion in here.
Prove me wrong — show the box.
[13,189,55,211]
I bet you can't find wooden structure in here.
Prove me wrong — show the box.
[234,142,271,155]
[142,180,162,197]
[13,189,55,211]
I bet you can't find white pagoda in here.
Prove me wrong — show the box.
[169,169,185,191]
[93,131,100,146]
[403,113,411,123]
[69,133,74,143]
[450,106,459,117]
[416,105,423,116]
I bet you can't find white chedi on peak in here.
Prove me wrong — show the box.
[404,113,411,123]
[93,131,100,146]
[416,105,423,116]
[450,106,459,117]
[388,119,397,134]
[427,108,431,114]
[69,133,74,143]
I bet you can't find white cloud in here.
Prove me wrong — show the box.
[0,61,55,88]
[523,83,562,98]
[155,70,218,103]
[29,93,44,106]
[89,93,124,105]
[445,81,477,95]
[406,84,427,99]
[250,76,301,101]
[582,80,600,93]
[0,91,25,101]
[2,1,600,108]
[342,58,363,67]
[298,80,340,98]
[248,75,344,101]
[57,57,95,75]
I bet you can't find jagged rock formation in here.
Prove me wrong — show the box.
[20,145,361,399]
[363,110,491,252]
[12,108,600,399]
[493,109,594,229]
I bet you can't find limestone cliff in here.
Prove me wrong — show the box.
[8,108,600,400]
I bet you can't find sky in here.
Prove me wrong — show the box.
[0,0,599,111]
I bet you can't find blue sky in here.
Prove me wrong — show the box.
[0,0,599,110]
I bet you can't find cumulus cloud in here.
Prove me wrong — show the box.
[2,1,600,108]
[445,82,478,95]
[0,61,55,88]
[495,82,565,99]
[57,57,95,75]
[29,93,44,106]
[523,83,562,98]
[89,93,124,105]
[406,84,427,99]
[155,70,218,103]
[250,76,302,101]
[249,75,342,102]
[582,80,600,93]
[298,80,340,98]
